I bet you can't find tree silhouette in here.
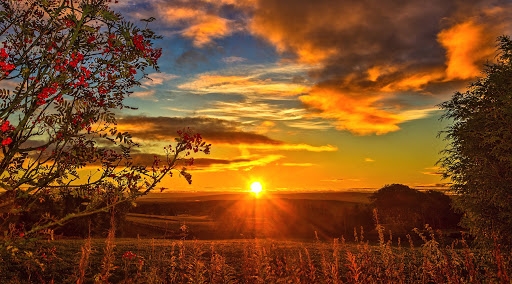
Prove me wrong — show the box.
[370,184,424,233]
[438,35,512,247]
[370,184,459,234]
[422,190,461,230]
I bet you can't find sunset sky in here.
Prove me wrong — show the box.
[111,0,512,192]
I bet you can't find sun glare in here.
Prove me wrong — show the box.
[250,181,263,195]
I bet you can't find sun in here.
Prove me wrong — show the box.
[250,181,263,195]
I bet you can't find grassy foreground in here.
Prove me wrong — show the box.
[1,225,510,283]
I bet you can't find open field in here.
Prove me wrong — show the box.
[122,191,374,240]
[1,229,510,283]
[137,191,373,203]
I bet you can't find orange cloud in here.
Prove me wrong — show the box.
[300,86,402,135]
[301,85,443,134]
[438,21,496,80]
[158,6,233,47]
[182,15,231,47]
[131,90,157,100]
[197,100,306,122]
[380,69,445,92]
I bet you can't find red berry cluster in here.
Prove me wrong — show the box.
[0,48,15,76]
[1,120,15,146]
[37,85,58,105]
[132,33,162,63]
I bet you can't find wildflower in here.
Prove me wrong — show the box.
[122,251,137,260]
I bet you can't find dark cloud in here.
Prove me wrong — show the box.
[118,116,283,145]
[175,50,209,68]
[130,153,251,168]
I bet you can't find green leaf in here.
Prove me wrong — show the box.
[100,10,119,21]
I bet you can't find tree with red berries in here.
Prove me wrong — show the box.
[0,0,210,237]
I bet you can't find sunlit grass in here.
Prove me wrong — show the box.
[1,227,510,283]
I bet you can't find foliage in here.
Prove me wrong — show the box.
[370,184,460,233]
[422,190,461,230]
[0,0,210,237]
[438,35,512,247]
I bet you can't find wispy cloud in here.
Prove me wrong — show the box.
[281,162,314,167]
[240,143,337,152]
[197,101,305,121]
[254,121,276,134]
[422,166,443,176]
[222,56,247,64]
[284,120,332,130]
[178,74,309,97]
[201,154,284,172]
[365,158,375,162]
[141,72,179,87]
[131,90,157,99]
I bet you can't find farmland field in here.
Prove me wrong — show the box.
[121,191,374,240]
